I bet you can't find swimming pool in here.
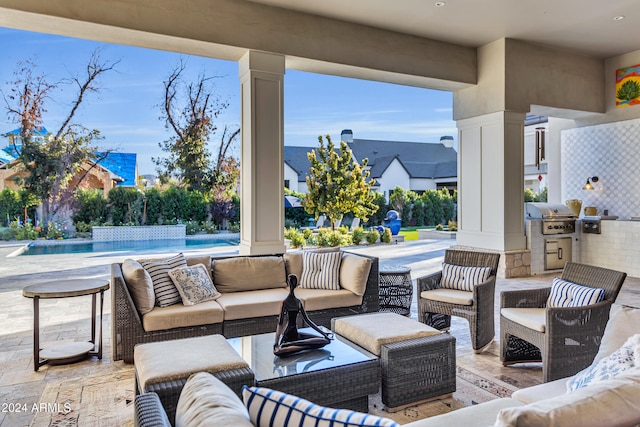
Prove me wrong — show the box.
[19,234,240,256]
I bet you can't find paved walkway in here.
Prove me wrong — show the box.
[0,238,638,426]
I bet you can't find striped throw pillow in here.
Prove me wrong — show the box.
[242,386,399,427]
[440,263,492,292]
[299,251,342,290]
[547,277,605,308]
[141,253,187,307]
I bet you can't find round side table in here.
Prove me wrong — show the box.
[378,264,412,316]
[23,279,110,371]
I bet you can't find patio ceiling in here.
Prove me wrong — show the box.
[249,0,639,59]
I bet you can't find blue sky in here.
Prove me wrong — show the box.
[0,27,457,174]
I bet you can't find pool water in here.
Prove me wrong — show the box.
[21,235,240,256]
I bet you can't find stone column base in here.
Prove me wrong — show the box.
[451,245,531,278]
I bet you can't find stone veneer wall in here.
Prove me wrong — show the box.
[451,245,530,278]
[92,225,186,241]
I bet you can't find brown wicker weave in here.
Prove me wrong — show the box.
[111,251,379,362]
[500,261,627,382]
[417,249,501,352]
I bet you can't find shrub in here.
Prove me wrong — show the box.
[351,227,365,245]
[447,220,458,231]
[227,222,240,233]
[184,220,201,235]
[365,229,379,244]
[201,221,217,234]
[302,228,313,239]
[435,223,444,231]
[337,225,349,235]
[381,227,392,243]
[327,230,344,247]
[9,220,39,240]
[288,230,306,249]
[73,189,107,225]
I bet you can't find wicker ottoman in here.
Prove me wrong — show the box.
[332,312,456,410]
[134,335,254,424]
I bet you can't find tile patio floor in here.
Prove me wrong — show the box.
[0,239,638,426]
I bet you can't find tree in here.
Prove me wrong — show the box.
[2,52,118,224]
[154,60,240,195]
[305,135,378,229]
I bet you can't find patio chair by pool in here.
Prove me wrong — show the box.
[500,261,626,382]
[417,249,501,352]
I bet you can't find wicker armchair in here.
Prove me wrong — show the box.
[417,249,501,352]
[500,262,626,382]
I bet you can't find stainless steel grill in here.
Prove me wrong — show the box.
[525,202,577,235]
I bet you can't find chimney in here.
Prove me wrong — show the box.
[341,129,354,143]
[440,135,454,148]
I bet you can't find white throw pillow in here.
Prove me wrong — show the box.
[141,253,187,307]
[566,334,640,392]
[299,251,342,290]
[547,277,604,308]
[168,263,221,306]
[242,386,399,427]
[595,304,640,362]
[440,263,492,292]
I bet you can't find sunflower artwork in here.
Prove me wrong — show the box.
[616,63,640,108]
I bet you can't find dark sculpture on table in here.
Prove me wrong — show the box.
[273,274,333,357]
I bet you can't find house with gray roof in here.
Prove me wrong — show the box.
[284,130,458,200]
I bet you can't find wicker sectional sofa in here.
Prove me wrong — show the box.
[111,250,379,362]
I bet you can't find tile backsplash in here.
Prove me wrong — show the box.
[562,117,640,219]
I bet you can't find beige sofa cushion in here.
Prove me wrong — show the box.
[122,259,155,314]
[175,372,253,427]
[511,377,568,404]
[595,303,640,362]
[500,308,546,333]
[186,255,212,279]
[142,300,224,332]
[333,312,441,356]
[134,335,248,391]
[283,252,303,279]
[403,398,523,427]
[495,369,640,427]
[421,288,474,306]
[213,256,287,292]
[216,289,289,320]
[295,288,363,311]
[340,254,372,296]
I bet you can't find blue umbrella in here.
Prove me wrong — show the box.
[284,195,303,208]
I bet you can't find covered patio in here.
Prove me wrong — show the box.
[1,1,640,426]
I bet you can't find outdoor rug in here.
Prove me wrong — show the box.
[27,341,537,427]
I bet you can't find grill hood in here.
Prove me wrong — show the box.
[525,202,576,219]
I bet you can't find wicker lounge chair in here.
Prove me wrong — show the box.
[500,261,626,382]
[417,249,501,352]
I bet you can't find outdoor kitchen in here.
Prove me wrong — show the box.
[525,202,579,275]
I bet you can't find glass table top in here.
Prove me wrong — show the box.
[227,328,377,382]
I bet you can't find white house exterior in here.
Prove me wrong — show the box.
[284,131,458,200]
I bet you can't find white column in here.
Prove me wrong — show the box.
[238,51,286,255]
[456,111,527,252]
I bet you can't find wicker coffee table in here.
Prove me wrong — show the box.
[227,328,379,412]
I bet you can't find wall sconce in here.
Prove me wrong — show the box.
[582,176,599,190]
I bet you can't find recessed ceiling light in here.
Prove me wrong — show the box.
[435,1,446,7]
[613,15,625,21]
